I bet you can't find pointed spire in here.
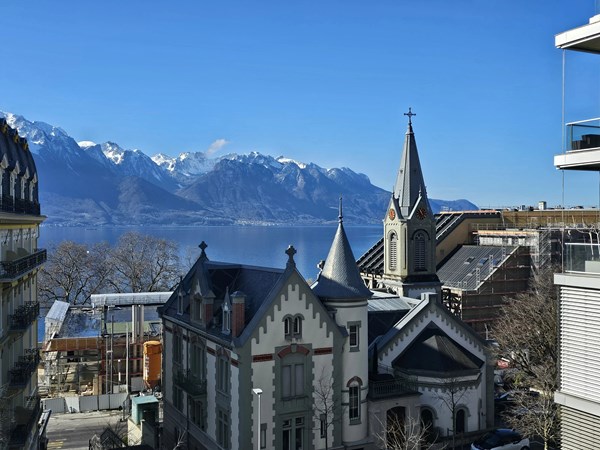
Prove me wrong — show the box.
[393,108,429,217]
[312,206,372,300]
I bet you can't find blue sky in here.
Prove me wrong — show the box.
[0,1,598,207]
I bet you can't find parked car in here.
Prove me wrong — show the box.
[471,428,530,450]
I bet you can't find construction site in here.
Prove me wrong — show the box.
[40,292,171,400]
[358,206,600,337]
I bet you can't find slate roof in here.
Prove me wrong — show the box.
[393,122,430,218]
[0,117,38,186]
[437,245,517,291]
[367,293,420,345]
[312,211,372,300]
[393,322,484,375]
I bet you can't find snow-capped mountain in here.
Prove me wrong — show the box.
[152,151,216,182]
[0,111,477,226]
[79,141,176,190]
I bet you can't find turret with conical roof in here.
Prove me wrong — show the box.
[312,197,372,300]
[312,198,370,443]
[383,109,440,298]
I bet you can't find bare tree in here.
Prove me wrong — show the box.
[435,377,469,449]
[39,241,112,305]
[374,412,437,450]
[493,265,559,449]
[313,368,342,450]
[108,232,180,293]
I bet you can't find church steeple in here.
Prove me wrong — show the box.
[382,109,441,299]
[393,107,429,218]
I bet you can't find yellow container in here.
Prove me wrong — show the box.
[143,340,162,388]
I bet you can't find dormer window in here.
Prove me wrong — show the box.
[192,295,203,323]
[177,289,183,315]
[222,303,231,334]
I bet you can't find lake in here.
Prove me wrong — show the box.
[38,224,382,280]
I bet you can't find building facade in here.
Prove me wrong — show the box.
[0,117,46,450]
[553,11,600,449]
[160,115,492,450]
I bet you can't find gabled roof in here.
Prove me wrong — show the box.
[393,322,484,375]
[371,293,488,357]
[393,120,429,218]
[312,202,372,300]
[161,243,345,347]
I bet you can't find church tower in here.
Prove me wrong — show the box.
[383,109,441,298]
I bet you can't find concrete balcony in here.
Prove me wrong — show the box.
[554,120,600,170]
[8,302,39,335]
[0,248,46,282]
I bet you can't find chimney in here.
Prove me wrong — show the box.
[231,291,246,337]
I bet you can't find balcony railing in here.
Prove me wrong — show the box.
[565,242,600,274]
[9,349,41,389]
[8,302,39,334]
[369,365,419,399]
[0,195,40,215]
[174,368,207,397]
[566,120,600,152]
[7,395,41,449]
[0,248,46,281]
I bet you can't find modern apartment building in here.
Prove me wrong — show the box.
[553,11,600,449]
[0,118,46,449]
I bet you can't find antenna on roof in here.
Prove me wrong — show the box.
[339,195,343,223]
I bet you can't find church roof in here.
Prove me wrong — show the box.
[392,322,484,375]
[312,201,372,300]
[393,118,429,218]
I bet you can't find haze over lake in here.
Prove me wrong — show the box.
[39,225,381,280]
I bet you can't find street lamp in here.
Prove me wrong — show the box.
[252,388,263,450]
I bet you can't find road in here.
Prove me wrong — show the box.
[46,410,124,450]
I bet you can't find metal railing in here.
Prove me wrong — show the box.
[8,301,39,334]
[0,195,40,215]
[174,368,207,397]
[7,395,41,449]
[0,248,46,280]
[369,365,419,399]
[9,349,41,389]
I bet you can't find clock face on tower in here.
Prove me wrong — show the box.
[389,209,396,220]
[416,207,427,220]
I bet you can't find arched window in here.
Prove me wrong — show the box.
[389,232,398,271]
[455,408,466,434]
[420,408,434,431]
[293,316,302,336]
[414,232,427,271]
[284,317,292,337]
[348,382,361,423]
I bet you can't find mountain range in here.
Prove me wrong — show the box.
[1,112,477,226]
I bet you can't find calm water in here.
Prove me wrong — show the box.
[38,225,382,280]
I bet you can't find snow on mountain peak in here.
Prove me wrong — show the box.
[78,141,97,149]
[277,156,307,169]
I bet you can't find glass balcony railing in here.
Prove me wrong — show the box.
[565,242,600,274]
[566,120,600,152]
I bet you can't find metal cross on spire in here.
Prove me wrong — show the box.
[404,107,416,125]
